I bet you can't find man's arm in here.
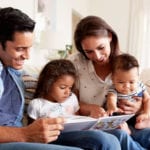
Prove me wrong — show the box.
[0,117,64,143]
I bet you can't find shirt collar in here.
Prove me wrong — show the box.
[0,60,22,77]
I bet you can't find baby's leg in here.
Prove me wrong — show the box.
[118,122,131,135]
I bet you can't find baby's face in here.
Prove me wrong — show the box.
[112,67,139,95]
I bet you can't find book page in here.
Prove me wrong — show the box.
[64,115,96,132]
[90,114,135,130]
[63,114,134,132]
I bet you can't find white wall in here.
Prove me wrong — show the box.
[89,0,130,51]
[0,0,130,51]
[0,0,36,19]
[44,0,90,50]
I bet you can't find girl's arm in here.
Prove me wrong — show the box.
[79,101,107,118]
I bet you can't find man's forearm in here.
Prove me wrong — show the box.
[0,126,26,143]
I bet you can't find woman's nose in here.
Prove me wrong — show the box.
[94,50,101,60]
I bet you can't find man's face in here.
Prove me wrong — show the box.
[0,31,34,70]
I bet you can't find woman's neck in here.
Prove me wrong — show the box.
[93,62,111,81]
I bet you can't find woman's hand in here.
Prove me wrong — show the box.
[118,97,142,114]
[23,117,64,143]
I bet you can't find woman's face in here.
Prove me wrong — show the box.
[81,36,112,65]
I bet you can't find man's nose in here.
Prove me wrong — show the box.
[23,49,30,59]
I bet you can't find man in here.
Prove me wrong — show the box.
[0,7,81,150]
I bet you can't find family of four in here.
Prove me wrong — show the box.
[0,6,150,150]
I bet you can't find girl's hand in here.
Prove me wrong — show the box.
[118,97,142,114]
[89,104,108,118]
[79,102,108,118]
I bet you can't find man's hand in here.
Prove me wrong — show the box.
[22,117,64,143]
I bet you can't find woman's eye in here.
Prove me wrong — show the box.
[84,51,93,54]
[98,46,104,50]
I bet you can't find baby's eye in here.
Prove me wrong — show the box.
[130,81,135,84]
[118,81,124,84]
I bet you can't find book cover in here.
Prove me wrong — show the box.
[63,114,134,132]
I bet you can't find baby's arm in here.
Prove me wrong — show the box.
[106,93,122,115]
[136,90,150,122]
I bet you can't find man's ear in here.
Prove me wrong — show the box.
[0,43,2,51]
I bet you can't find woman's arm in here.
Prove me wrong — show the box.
[74,89,107,118]
[118,97,142,114]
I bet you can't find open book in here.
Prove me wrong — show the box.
[63,114,134,132]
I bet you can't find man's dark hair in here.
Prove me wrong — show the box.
[0,7,35,49]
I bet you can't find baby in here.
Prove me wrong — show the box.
[106,53,150,130]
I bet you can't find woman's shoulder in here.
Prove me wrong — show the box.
[68,52,87,63]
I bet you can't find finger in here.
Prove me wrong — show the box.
[46,117,65,124]
[41,129,61,143]
[48,123,64,131]
[132,96,142,101]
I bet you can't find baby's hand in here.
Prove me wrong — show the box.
[107,106,123,116]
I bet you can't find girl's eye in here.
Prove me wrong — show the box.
[60,86,66,89]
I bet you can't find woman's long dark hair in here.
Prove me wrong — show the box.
[74,16,120,63]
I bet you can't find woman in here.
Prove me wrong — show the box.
[69,15,150,149]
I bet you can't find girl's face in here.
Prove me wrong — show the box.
[112,67,139,95]
[47,75,75,103]
[81,36,112,65]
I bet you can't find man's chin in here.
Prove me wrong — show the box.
[13,65,24,70]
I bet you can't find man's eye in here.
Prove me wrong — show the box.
[16,47,24,51]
